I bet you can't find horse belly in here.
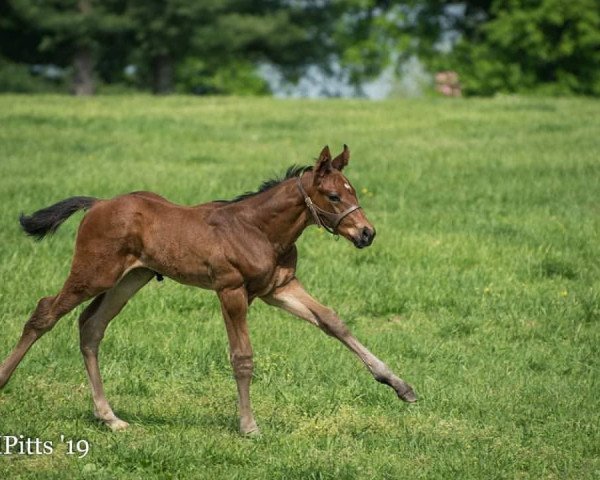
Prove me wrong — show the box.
[139,216,217,289]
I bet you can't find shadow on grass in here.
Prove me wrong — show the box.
[103,410,239,432]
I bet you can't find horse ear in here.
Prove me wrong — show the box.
[314,145,332,183]
[331,144,350,171]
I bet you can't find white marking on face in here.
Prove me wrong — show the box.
[344,183,352,192]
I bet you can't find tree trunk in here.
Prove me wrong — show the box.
[72,0,94,96]
[151,54,173,94]
[72,47,95,96]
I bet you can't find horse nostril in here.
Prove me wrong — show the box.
[361,227,374,244]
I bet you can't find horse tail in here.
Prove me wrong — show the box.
[19,196,98,240]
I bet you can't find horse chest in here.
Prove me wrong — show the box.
[217,245,283,297]
[237,254,277,288]
[239,247,297,298]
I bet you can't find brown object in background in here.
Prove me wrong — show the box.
[435,71,462,97]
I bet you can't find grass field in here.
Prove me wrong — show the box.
[0,95,598,479]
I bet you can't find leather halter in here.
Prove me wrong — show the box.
[296,175,362,235]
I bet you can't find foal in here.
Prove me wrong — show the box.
[0,145,416,434]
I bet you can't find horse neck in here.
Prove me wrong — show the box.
[240,177,312,253]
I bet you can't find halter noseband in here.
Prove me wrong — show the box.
[296,174,362,235]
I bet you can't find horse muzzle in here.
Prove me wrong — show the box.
[352,226,376,249]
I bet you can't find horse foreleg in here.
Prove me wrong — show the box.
[218,287,259,435]
[262,278,417,402]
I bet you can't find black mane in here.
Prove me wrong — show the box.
[226,164,312,203]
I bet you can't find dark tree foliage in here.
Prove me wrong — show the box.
[4,0,132,94]
[127,0,317,93]
[407,0,600,96]
[1,0,597,96]
[0,0,405,95]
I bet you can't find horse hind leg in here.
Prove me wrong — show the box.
[0,283,96,389]
[0,249,131,390]
[78,268,154,431]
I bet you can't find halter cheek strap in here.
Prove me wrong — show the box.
[296,176,362,235]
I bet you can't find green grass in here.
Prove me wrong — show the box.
[0,95,599,479]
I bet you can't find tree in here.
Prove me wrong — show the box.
[6,0,131,95]
[127,0,338,94]
[406,0,600,96]
[334,1,411,89]
[1,0,413,96]
[467,0,600,95]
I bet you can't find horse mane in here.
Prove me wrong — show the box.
[226,164,312,203]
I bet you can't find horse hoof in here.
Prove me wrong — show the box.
[240,422,260,437]
[398,386,418,403]
[107,418,130,432]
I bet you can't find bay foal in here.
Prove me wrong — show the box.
[0,145,416,434]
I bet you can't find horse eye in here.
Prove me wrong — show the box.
[328,194,341,203]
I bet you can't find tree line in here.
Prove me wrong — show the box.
[1,0,598,96]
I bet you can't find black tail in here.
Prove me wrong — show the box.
[19,196,98,240]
